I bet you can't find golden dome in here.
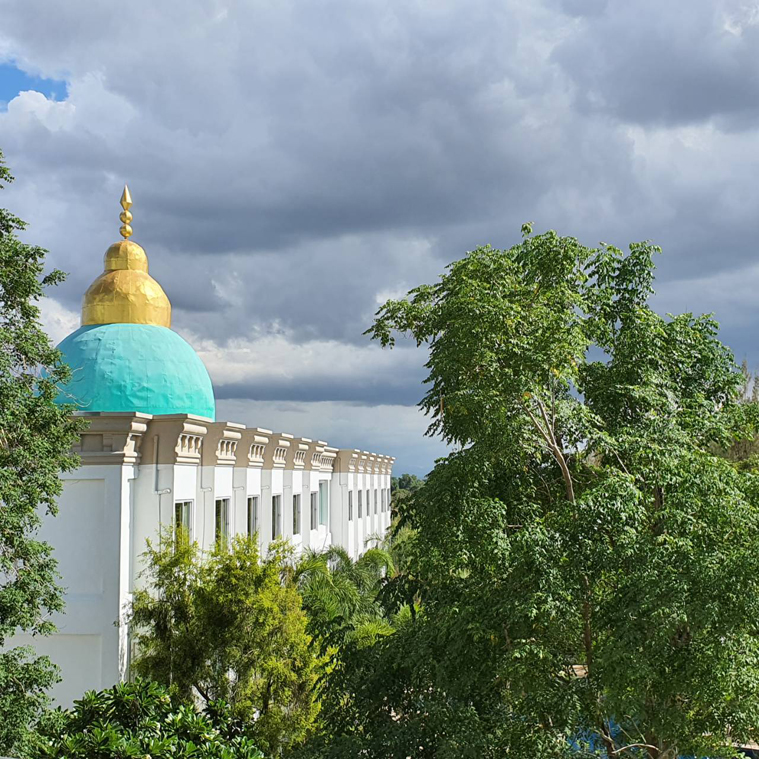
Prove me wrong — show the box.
[81,186,172,328]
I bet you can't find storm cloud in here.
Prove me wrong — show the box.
[2,0,759,474]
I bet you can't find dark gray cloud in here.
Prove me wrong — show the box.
[3,0,759,474]
[215,374,424,407]
[551,0,759,128]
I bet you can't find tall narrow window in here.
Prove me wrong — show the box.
[319,481,329,526]
[381,489,386,512]
[247,496,259,536]
[272,495,282,540]
[348,490,353,521]
[215,498,230,547]
[358,490,362,519]
[374,489,378,515]
[293,494,301,535]
[310,492,318,529]
[365,491,370,518]
[174,501,192,545]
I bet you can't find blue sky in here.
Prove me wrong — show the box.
[0,62,66,109]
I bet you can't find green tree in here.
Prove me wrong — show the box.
[348,227,759,758]
[0,149,85,755]
[130,533,320,756]
[30,678,264,758]
[295,545,394,651]
[390,473,425,517]
[391,473,424,493]
[719,360,759,471]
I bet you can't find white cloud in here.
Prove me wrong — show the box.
[5,90,74,130]
[39,295,79,345]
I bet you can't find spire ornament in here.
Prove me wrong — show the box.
[119,184,133,239]
[80,184,171,328]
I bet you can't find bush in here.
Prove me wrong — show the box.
[30,678,264,758]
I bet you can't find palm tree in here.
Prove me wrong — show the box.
[294,545,394,654]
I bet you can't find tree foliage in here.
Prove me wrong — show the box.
[31,678,264,759]
[337,227,759,758]
[129,534,320,756]
[0,149,86,755]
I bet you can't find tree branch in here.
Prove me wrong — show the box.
[522,395,575,503]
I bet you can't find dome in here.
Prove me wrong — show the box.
[56,324,215,419]
[81,239,171,328]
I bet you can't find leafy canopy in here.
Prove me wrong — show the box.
[0,148,86,756]
[351,227,759,758]
[130,533,320,756]
[31,678,264,759]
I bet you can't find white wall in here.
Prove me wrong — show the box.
[18,452,390,708]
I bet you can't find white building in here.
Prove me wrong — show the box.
[18,188,394,706]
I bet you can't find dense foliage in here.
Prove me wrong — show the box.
[390,473,425,515]
[320,226,759,758]
[129,534,320,756]
[0,149,86,755]
[31,678,264,758]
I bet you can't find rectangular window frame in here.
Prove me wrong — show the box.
[272,494,282,540]
[247,495,259,537]
[358,489,362,519]
[215,498,230,547]
[293,493,301,535]
[348,490,353,521]
[319,481,329,526]
[310,492,318,529]
[174,500,192,545]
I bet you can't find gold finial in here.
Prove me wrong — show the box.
[119,184,133,239]
[80,183,172,328]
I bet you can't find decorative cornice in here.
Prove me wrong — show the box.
[141,414,210,466]
[68,415,395,474]
[236,427,271,468]
[288,438,311,470]
[335,449,360,473]
[321,446,337,472]
[201,422,245,467]
[73,412,151,465]
[264,433,293,469]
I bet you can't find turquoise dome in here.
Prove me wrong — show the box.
[56,324,215,419]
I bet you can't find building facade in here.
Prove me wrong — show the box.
[17,188,394,706]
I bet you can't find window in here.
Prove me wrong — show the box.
[174,501,192,545]
[357,490,362,518]
[215,498,230,547]
[272,495,282,540]
[293,494,301,535]
[380,489,385,512]
[365,491,370,518]
[319,481,329,526]
[348,490,353,521]
[374,489,378,515]
[310,492,318,529]
[247,496,258,536]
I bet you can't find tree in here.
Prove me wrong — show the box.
[295,545,394,651]
[30,678,264,758]
[719,360,759,471]
[129,533,320,756]
[391,473,424,493]
[0,149,85,755]
[390,473,425,517]
[352,227,759,758]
